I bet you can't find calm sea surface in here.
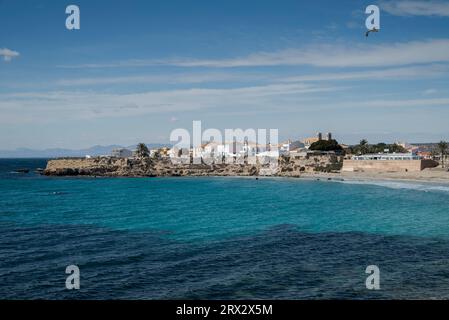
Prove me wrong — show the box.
[1,158,449,299]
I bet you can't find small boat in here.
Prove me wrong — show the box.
[35,168,45,174]
[14,168,30,173]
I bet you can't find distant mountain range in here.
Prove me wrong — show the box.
[0,144,168,158]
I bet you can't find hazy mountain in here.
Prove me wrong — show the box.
[0,144,168,158]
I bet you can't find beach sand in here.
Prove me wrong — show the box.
[301,167,449,184]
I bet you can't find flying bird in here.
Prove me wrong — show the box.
[365,27,379,37]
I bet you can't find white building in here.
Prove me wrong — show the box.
[169,147,190,163]
[279,140,291,155]
[111,148,133,158]
[191,140,270,162]
[352,153,421,161]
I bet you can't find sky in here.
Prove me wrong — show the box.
[1,0,449,149]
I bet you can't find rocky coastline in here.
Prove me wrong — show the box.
[44,154,343,178]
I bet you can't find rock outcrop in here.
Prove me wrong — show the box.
[44,157,262,177]
[44,154,343,177]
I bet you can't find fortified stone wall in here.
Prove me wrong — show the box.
[342,159,438,172]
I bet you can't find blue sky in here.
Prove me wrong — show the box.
[1,0,449,149]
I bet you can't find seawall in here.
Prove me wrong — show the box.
[342,159,438,172]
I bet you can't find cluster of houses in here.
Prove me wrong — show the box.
[106,132,443,172]
[107,132,430,161]
[108,132,339,161]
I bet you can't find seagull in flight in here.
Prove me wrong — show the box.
[365,27,379,37]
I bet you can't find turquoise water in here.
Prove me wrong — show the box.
[2,171,449,240]
[1,159,449,299]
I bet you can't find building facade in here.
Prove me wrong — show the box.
[111,148,133,158]
[343,153,438,172]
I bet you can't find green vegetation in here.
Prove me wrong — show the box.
[358,139,369,154]
[350,140,407,155]
[152,149,161,159]
[437,141,448,168]
[135,143,149,158]
[309,139,343,152]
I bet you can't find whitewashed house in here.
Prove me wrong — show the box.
[111,148,133,158]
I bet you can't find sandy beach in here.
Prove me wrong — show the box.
[301,167,449,185]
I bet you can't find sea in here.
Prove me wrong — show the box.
[1,158,449,299]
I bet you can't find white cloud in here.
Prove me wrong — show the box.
[279,65,449,82]
[55,65,449,88]
[0,48,19,62]
[356,97,449,108]
[423,88,438,95]
[381,1,449,17]
[168,39,449,68]
[0,83,345,124]
[3,81,449,127]
[55,72,266,86]
[32,65,447,91]
[60,39,449,69]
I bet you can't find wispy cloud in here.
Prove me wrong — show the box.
[0,48,19,62]
[3,81,449,126]
[55,72,266,87]
[279,65,449,82]
[355,97,449,108]
[381,1,449,17]
[423,88,438,95]
[166,40,449,68]
[59,39,449,69]
[0,83,345,124]
[52,64,448,89]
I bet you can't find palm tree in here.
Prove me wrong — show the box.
[437,141,448,168]
[135,143,149,158]
[359,139,368,155]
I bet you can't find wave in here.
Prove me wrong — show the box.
[335,179,449,193]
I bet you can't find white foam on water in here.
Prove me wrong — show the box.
[335,179,449,193]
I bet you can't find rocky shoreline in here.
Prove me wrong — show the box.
[43,156,449,185]
[44,154,343,178]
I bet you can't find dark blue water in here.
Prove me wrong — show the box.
[1,159,449,299]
